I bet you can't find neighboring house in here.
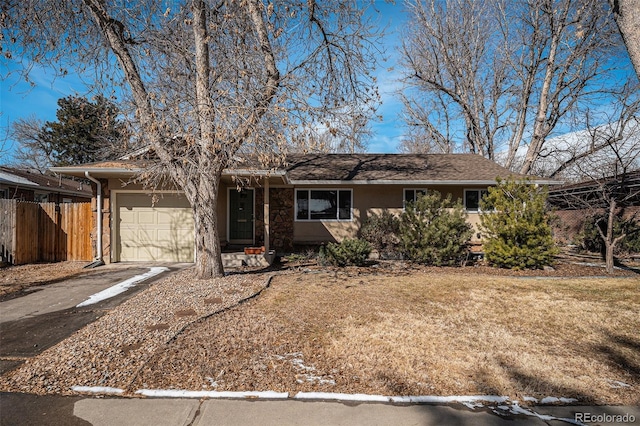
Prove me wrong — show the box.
[0,166,92,203]
[51,153,558,263]
[547,170,640,246]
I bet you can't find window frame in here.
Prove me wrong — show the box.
[403,188,428,210]
[295,188,353,222]
[464,188,490,212]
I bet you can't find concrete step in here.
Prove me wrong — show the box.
[222,251,275,268]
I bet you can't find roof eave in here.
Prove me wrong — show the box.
[50,166,143,179]
[222,169,287,177]
[288,179,563,186]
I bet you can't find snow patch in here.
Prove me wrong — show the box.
[539,396,578,404]
[391,395,510,404]
[496,403,584,425]
[462,401,484,409]
[135,389,289,399]
[294,393,511,405]
[272,352,336,386]
[607,380,631,389]
[76,267,169,307]
[71,386,124,394]
[204,377,218,388]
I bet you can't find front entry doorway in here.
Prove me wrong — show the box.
[229,188,255,244]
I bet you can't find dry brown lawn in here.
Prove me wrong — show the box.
[134,268,640,405]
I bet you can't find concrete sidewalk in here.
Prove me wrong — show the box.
[69,398,640,426]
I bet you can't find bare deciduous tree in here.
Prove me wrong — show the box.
[548,83,640,273]
[3,0,382,278]
[542,81,640,180]
[401,0,509,158]
[401,0,626,174]
[11,95,126,172]
[10,116,52,172]
[290,103,374,154]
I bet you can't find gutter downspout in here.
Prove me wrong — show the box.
[85,172,104,266]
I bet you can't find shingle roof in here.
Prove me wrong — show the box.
[51,153,559,185]
[284,153,533,183]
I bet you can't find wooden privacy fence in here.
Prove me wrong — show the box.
[0,199,93,265]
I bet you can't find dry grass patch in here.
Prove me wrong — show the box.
[136,270,639,405]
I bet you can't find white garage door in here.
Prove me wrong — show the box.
[117,193,194,262]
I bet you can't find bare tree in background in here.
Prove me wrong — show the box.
[11,95,126,172]
[10,116,52,172]
[544,81,640,180]
[401,0,509,158]
[3,0,382,278]
[549,84,640,273]
[401,0,626,174]
[290,103,374,154]
[610,0,640,77]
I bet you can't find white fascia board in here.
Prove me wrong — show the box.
[288,179,563,186]
[222,169,287,177]
[50,167,142,178]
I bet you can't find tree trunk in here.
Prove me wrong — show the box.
[604,240,615,274]
[610,0,640,78]
[190,174,225,278]
[602,199,622,275]
[519,3,569,175]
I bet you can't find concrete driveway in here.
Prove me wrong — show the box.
[0,262,188,374]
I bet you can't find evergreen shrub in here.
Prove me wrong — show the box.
[577,214,640,257]
[398,190,473,266]
[480,178,558,269]
[359,211,401,259]
[319,238,372,267]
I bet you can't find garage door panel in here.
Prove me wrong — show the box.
[119,209,136,223]
[117,193,194,262]
[138,211,156,224]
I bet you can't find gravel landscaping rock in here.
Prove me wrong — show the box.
[1,257,637,402]
[0,268,271,396]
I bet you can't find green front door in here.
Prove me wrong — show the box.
[229,189,254,243]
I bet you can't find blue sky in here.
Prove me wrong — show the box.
[0,1,408,164]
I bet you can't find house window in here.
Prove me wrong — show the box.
[464,189,489,212]
[403,189,427,209]
[34,193,48,203]
[62,198,73,203]
[295,189,352,221]
[0,188,7,199]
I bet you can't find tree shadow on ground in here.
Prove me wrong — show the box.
[596,333,640,378]
[492,359,597,404]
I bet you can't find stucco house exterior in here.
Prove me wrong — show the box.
[51,153,558,263]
